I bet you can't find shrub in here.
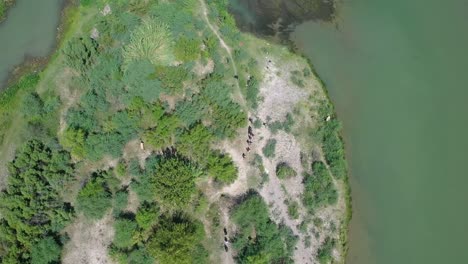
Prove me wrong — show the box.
[63,37,98,72]
[231,193,297,263]
[147,213,206,264]
[262,138,277,158]
[276,162,297,179]
[76,172,113,220]
[150,154,200,208]
[303,161,337,212]
[30,237,62,264]
[174,37,200,62]
[317,237,335,264]
[113,219,138,249]
[287,200,300,220]
[122,20,174,68]
[207,152,238,184]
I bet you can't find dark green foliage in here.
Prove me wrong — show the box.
[135,203,159,231]
[175,96,208,127]
[76,171,113,220]
[303,161,337,212]
[177,123,212,157]
[113,219,138,249]
[123,60,163,103]
[63,37,98,72]
[66,107,97,132]
[127,248,154,264]
[174,37,200,62]
[269,113,294,134]
[21,92,44,120]
[317,237,335,264]
[0,140,74,263]
[246,75,260,109]
[276,162,297,179]
[207,151,238,183]
[316,101,347,179]
[144,114,180,150]
[113,190,129,216]
[147,213,206,264]
[154,65,189,93]
[30,237,62,264]
[231,193,297,264]
[262,138,277,158]
[150,154,200,208]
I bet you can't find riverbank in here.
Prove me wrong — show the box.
[0,0,15,23]
[0,0,75,91]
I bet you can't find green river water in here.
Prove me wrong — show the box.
[291,0,468,263]
[0,0,63,87]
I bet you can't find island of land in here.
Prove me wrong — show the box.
[0,1,350,263]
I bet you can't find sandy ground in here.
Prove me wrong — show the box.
[63,214,115,264]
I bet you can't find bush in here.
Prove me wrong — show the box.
[317,237,335,264]
[276,162,297,179]
[113,219,138,249]
[287,200,300,220]
[303,161,337,212]
[122,20,174,68]
[262,138,277,158]
[174,37,200,62]
[76,172,113,220]
[63,37,98,72]
[30,237,62,264]
[207,152,238,184]
[231,193,297,263]
[147,213,206,264]
[150,154,200,208]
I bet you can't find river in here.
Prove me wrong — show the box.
[291,0,468,263]
[0,0,63,88]
[229,0,468,263]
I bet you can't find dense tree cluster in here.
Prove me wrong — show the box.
[0,140,74,263]
[231,193,297,264]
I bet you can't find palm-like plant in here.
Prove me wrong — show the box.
[122,19,174,68]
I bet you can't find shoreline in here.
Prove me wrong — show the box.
[0,0,76,92]
[0,0,16,23]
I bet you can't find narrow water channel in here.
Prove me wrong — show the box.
[0,0,63,88]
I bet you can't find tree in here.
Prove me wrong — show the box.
[22,92,44,120]
[150,154,200,208]
[231,193,297,264]
[113,219,138,249]
[76,172,113,220]
[63,37,98,72]
[30,237,62,264]
[0,140,74,262]
[147,214,206,264]
[207,152,237,184]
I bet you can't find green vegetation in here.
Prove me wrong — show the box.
[317,237,336,264]
[303,161,337,212]
[0,0,348,262]
[286,200,300,220]
[262,138,277,158]
[150,154,200,208]
[122,20,174,67]
[76,171,113,220]
[0,0,14,21]
[268,113,294,134]
[0,140,74,263]
[231,193,297,263]
[315,101,347,179]
[276,162,297,179]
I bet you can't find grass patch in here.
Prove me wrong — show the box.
[276,162,297,179]
[262,138,277,158]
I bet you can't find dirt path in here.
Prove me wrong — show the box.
[199,0,246,109]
